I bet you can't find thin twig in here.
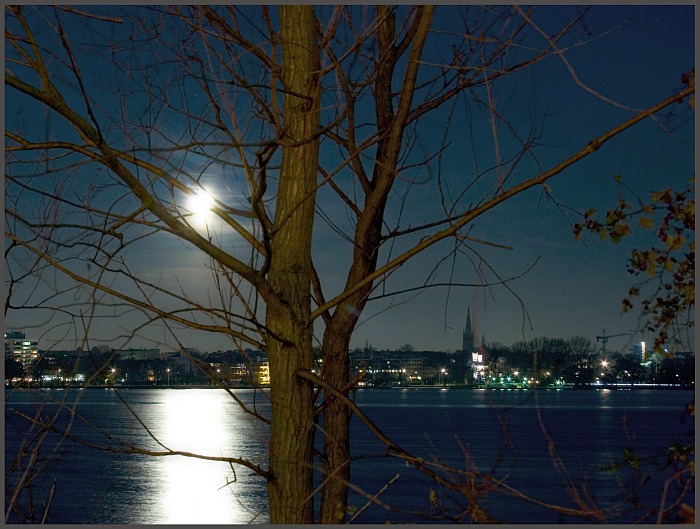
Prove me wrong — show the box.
[346,473,400,523]
[40,479,56,524]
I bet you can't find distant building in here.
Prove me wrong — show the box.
[256,361,270,385]
[401,356,424,384]
[462,306,475,354]
[228,363,249,385]
[161,348,194,372]
[631,342,647,362]
[4,331,39,373]
[118,348,160,361]
[402,356,423,372]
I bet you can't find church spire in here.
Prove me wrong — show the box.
[462,306,475,353]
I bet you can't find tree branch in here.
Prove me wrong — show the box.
[311,84,695,321]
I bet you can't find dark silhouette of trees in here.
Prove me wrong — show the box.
[5,359,24,380]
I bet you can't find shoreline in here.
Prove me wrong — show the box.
[7,383,694,391]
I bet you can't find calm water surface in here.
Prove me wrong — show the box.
[5,387,694,523]
[6,389,270,524]
[349,388,694,523]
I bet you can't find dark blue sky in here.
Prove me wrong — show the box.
[4,5,695,354]
[324,5,695,353]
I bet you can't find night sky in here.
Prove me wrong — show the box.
[4,5,695,354]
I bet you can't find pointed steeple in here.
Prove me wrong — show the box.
[462,306,475,353]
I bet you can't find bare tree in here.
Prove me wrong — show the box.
[5,5,694,523]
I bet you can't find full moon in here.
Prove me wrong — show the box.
[188,189,214,222]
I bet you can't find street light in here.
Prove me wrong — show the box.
[166,368,170,387]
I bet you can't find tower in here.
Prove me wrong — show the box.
[4,331,38,373]
[462,307,475,354]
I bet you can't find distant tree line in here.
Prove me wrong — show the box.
[350,335,694,387]
[491,336,694,386]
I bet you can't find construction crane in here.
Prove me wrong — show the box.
[596,329,634,355]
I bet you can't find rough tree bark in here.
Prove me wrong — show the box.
[265,6,320,524]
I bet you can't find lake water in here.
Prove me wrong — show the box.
[5,387,694,524]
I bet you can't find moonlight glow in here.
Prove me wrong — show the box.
[187,189,215,223]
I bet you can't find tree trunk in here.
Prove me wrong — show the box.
[318,8,434,522]
[318,194,390,524]
[266,6,320,524]
[318,321,352,523]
